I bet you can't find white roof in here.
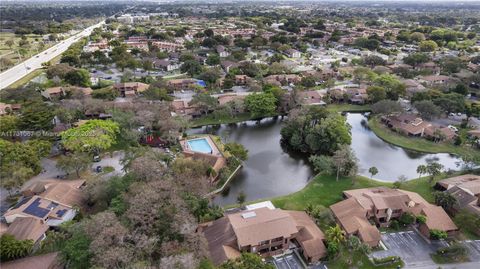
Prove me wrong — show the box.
[245,201,275,211]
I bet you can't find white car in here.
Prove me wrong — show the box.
[448,125,459,132]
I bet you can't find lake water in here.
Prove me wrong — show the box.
[188,113,463,206]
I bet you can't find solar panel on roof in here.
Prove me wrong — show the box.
[56,209,67,217]
[11,197,32,209]
[23,198,50,218]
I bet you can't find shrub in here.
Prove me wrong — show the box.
[416,215,427,224]
[399,212,416,225]
[390,219,400,230]
[430,229,448,240]
[432,243,468,263]
[372,256,401,265]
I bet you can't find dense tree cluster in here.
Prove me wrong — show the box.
[281,107,351,155]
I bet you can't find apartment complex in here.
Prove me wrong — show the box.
[330,187,458,246]
[201,205,326,265]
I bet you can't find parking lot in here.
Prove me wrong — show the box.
[371,231,447,267]
[269,253,305,269]
[463,240,480,262]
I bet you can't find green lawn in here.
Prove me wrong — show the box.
[326,245,404,269]
[7,69,45,88]
[368,117,480,162]
[0,33,53,71]
[270,173,439,211]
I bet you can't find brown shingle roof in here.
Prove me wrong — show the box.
[286,210,326,259]
[39,180,85,207]
[421,206,458,232]
[6,217,48,242]
[227,207,298,247]
[1,252,62,269]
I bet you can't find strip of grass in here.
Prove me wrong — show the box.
[7,69,44,88]
[191,104,370,127]
[190,112,256,127]
[368,117,480,161]
[326,104,371,113]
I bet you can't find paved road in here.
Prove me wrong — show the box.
[0,20,105,90]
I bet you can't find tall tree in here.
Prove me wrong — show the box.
[331,145,358,181]
[244,92,277,118]
[57,152,91,178]
[61,120,119,153]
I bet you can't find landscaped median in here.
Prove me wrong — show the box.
[368,116,480,162]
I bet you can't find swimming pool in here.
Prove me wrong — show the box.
[187,138,213,154]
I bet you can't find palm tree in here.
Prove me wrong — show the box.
[326,225,345,245]
[416,164,427,179]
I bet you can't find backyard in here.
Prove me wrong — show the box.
[368,117,480,162]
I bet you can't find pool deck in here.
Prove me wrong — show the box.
[180,135,222,156]
[180,135,226,181]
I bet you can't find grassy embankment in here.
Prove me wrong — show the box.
[270,174,435,211]
[5,53,62,89]
[368,116,480,161]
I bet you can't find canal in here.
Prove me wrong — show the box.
[188,113,463,206]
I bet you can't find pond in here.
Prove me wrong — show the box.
[188,113,463,206]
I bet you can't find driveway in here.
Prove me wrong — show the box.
[1,158,63,214]
[463,240,480,262]
[92,151,125,177]
[370,230,447,268]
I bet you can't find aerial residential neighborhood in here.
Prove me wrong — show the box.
[1,0,480,269]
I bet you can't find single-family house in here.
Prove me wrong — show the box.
[284,49,301,58]
[152,59,181,72]
[113,82,149,97]
[41,87,66,100]
[216,45,230,57]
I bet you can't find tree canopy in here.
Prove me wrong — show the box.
[61,120,119,153]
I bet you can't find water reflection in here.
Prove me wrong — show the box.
[347,113,463,181]
[188,113,463,206]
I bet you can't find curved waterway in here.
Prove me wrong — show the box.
[188,113,463,206]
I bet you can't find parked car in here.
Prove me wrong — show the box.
[95,166,102,173]
[93,155,101,162]
[448,125,459,132]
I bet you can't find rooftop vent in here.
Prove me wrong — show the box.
[242,211,256,219]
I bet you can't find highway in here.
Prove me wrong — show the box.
[0,20,105,90]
